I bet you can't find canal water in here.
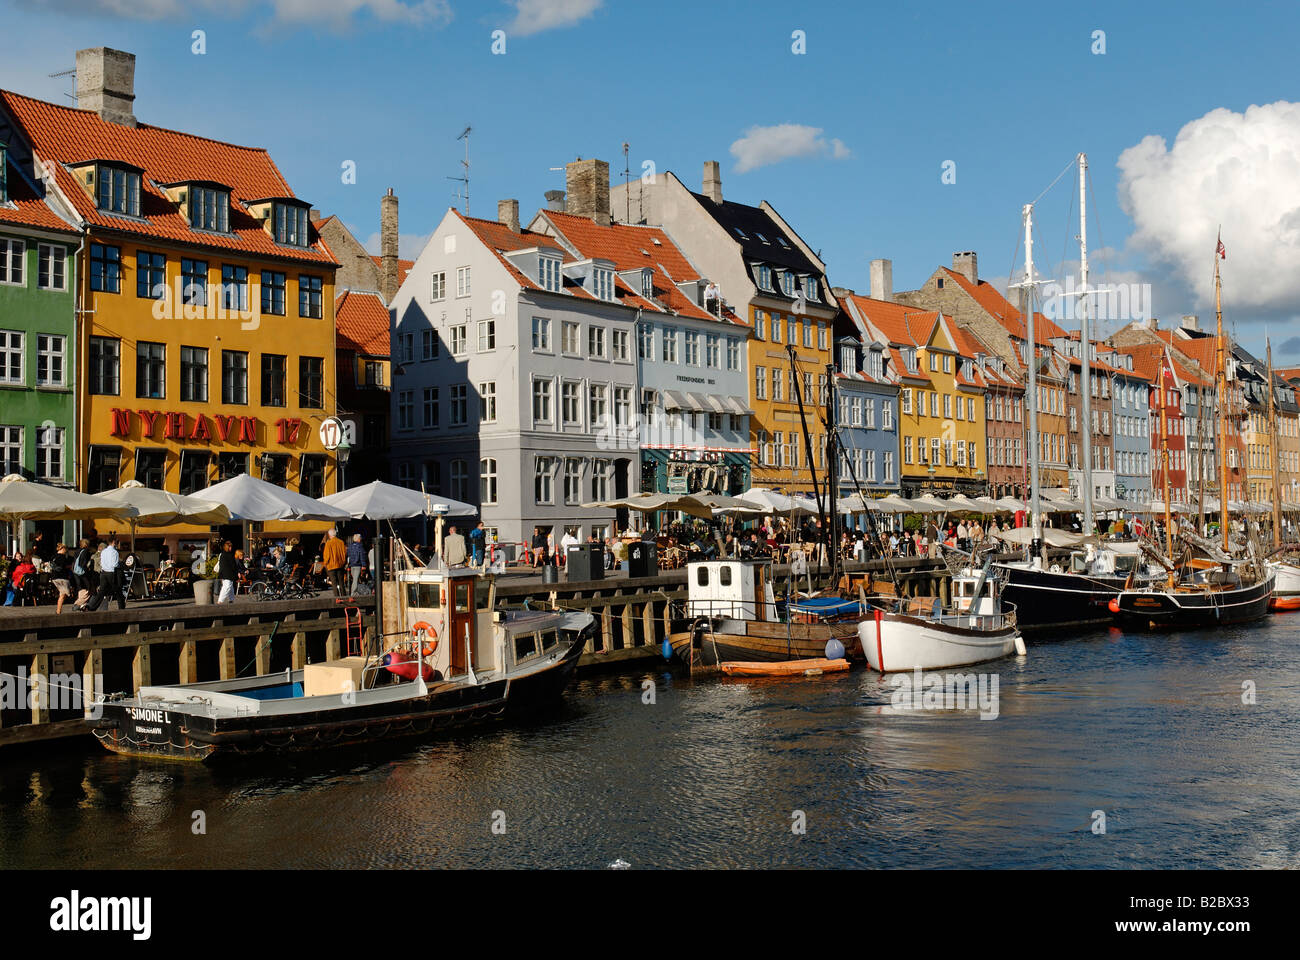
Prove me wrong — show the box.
[3,615,1299,869]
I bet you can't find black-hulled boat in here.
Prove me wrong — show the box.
[997,540,1157,629]
[90,564,595,761]
[1110,569,1275,629]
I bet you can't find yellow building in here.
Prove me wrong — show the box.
[3,58,339,551]
[846,297,987,496]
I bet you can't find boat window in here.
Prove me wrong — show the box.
[1071,554,1088,573]
[455,582,471,611]
[1114,555,1136,573]
[719,566,732,587]
[515,633,538,661]
[542,630,559,650]
[697,567,710,587]
[406,582,441,608]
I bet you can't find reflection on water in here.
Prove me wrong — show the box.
[3,617,1299,869]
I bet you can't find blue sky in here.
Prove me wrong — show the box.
[4,0,1299,362]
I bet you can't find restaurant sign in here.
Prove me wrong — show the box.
[108,408,306,446]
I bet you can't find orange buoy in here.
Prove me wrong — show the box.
[411,620,439,655]
[1108,598,1121,614]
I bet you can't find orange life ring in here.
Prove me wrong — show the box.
[411,620,439,656]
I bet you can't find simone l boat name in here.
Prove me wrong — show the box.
[108,408,306,445]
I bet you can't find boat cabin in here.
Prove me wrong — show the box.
[686,560,778,621]
[393,565,499,678]
[951,569,1001,616]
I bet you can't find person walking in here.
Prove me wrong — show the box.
[97,537,127,610]
[49,543,73,613]
[322,529,347,596]
[346,534,367,595]
[215,541,237,604]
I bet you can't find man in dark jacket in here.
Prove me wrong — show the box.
[346,534,367,595]
[216,541,237,604]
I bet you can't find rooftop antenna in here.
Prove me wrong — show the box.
[447,126,471,214]
[49,68,76,105]
[622,142,630,224]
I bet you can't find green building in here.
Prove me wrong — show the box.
[0,136,81,548]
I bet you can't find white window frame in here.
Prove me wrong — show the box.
[456,265,471,297]
[0,238,23,286]
[430,271,445,301]
[0,329,24,385]
[36,333,65,387]
[37,244,66,291]
[479,381,496,423]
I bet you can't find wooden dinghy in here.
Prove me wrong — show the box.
[720,657,850,677]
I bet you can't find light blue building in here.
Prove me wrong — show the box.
[833,328,900,500]
[1099,346,1152,508]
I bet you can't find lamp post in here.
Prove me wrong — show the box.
[336,439,352,492]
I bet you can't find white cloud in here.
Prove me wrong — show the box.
[729,124,851,174]
[504,0,602,36]
[1118,101,1300,313]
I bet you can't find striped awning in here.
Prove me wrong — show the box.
[661,390,690,411]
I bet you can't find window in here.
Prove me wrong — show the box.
[612,329,629,361]
[180,346,208,401]
[189,186,229,232]
[663,327,678,363]
[802,322,812,348]
[756,264,773,291]
[533,379,553,423]
[456,265,471,297]
[0,238,22,285]
[37,244,65,290]
[422,387,439,428]
[222,350,248,404]
[806,277,821,303]
[535,457,555,503]
[35,425,61,480]
[299,275,323,318]
[685,332,700,365]
[479,381,496,423]
[539,257,561,292]
[273,202,309,246]
[261,353,286,407]
[451,324,467,356]
[564,458,582,504]
[421,328,439,360]
[614,387,632,427]
[727,337,741,371]
[593,268,614,301]
[478,319,496,352]
[450,383,468,425]
[97,165,141,217]
[136,341,165,399]
[882,401,893,430]
[177,259,207,306]
[708,412,722,433]
[591,459,610,501]
[943,394,952,419]
[562,381,582,425]
[788,318,798,344]
[89,336,120,394]
[221,264,248,312]
[90,243,121,293]
[562,321,581,355]
[218,451,247,481]
[929,352,938,372]
[480,458,498,504]
[532,316,551,351]
[930,392,939,417]
[451,460,469,501]
[589,384,608,427]
[901,389,912,414]
[35,334,64,386]
[300,454,326,499]
[430,271,446,301]
[178,450,210,495]
[639,325,655,360]
[864,398,876,428]
[705,334,720,368]
[398,390,414,429]
[931,438,940,463]
[299,356,323,408]
[261,271,286,315]
[589,326,607,358]
[781,271,796,297]
[884,450,894,482]
[86,446,121,493]
[755,312,767,340]
[943,354,952,373]
[135,449,166,489]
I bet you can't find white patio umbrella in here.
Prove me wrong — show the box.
[321,479,475,519]
[736,487,819,515]
[994,496,1027,513]
[585,492,716,521]
[972,496,1004,513]
[93,480,232,554]
[911,494,950,513]
[876,493,925,513]
[693,494,765,516]
[0,473,138,523]
[200,473,351,522]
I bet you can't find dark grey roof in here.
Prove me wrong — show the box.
[687,190,823,276]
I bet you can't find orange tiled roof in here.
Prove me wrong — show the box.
[939,267,1065,343]
[0,159,78,233]
[369,254,414,288]
[1,90,335,266]
[843,292,939,349]
[335,289,390,357]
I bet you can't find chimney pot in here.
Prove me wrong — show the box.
[565,158,610,226]
[498,198,520,233]
[703,160,722,204]
[380,189,399,303]
[952,251,978,284]
[76,47,137,127]
[545,190,566,212]
[869,258,893,302]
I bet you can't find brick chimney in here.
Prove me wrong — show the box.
[498,198,520,233]
[952,251,978,284]
[544,190,566,212]
[869,258,893,302]
[76,47,137,127]
[703,160,722,204]
[565,158,610,226]
[380,188,399,304]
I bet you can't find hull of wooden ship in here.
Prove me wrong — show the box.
[997,563,1143,630]
[1111,574,1275,629]
[668,617,863,669]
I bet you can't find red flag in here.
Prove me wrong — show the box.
[1217,237,1226,259]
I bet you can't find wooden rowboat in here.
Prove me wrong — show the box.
[720,658,851,677]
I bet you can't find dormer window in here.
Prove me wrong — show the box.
[97,163,142,217]
[755,232,769,244]
[803,276,819,302]
[273,201,310,246]
[539,256,562,293]
[0,143,7,203]
[593,267,614,301]
[189,185,230,233]
[776,236,790,249]
[781,271,796,297]
[755,264,773,291]
[869,349,884,381]
[640,268,653,298]
[733,227,749,240]
[903,347,917,373]
[840,345,857,374]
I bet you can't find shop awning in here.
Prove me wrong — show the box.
[661,390,690,411]
[725,396,755,416]
[683,393,710,412]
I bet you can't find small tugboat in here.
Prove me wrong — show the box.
[90,560,596,761]
[858,557,1025,673]
[667,559,864,671]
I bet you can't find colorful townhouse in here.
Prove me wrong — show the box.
[1097,344,1154,508]
[828,288,900,500]
[1116,343,1188,504]
[0,128,81,546]
[530,202,752,499]
[610,162,838,496]
[840,293,988,498]
[977,353,1025,499]
[1,48,340,554]
[1053,334,1118,504]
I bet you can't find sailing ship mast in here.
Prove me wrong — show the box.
[1078,153,1095,535]
[1268,338,1282,547]
[1214,234,1231,554]
[1018,204,1044,544]
[1159,348,1174,586]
